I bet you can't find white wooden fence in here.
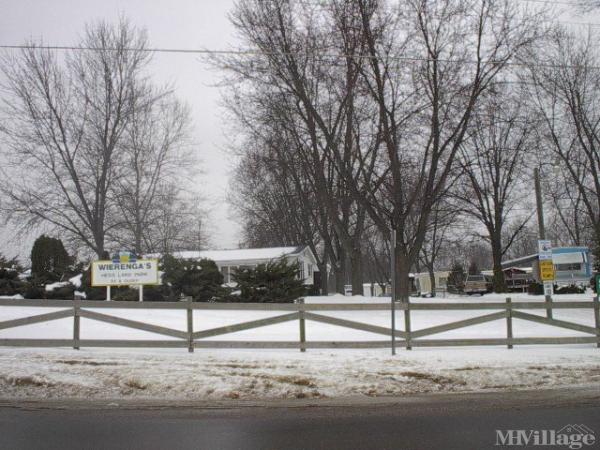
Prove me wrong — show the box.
[0,297,598,351]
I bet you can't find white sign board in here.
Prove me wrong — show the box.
[91,259,159,287]
[538,240,553,260]
[543,281,554,297]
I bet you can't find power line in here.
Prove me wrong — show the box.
[3,44,600,70]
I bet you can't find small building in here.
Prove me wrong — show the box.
[362,282,390,297]
[346,275,419,297]
[501,246,591,286]
[414,271,450,296]
[159,246,319,287]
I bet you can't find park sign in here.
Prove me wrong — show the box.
[539,260,555,282]
[537,240,555,282]
[91,252,159,287]
[538,240,553,260]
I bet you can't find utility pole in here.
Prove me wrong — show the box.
[534,168,545,240]
[390,230,396,356]
[534,168,553,319]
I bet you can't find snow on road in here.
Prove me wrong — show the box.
[0,293,598,400]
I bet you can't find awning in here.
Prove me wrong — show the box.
[552,252,584,264]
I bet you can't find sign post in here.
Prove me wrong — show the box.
[92,252,159,302]
[538,240,554,319]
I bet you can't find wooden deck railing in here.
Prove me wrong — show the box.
[0,297,598,351]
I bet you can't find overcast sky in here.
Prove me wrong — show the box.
[0,1,597,262]
[0,0,241,260]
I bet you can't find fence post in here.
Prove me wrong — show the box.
[545,293,553,320]
[186,297,194,353]
[73,299,80,350]
[298,298,306,352]
[594,296,599,349]
[404,299,412,350]
[506,297,513,349]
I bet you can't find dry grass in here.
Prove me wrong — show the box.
[400,371,463,386]
[274,376,316,388]
[0,375,54,388]
[123,378,147,390]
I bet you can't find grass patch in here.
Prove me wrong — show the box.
[123,378,147,390]
[274,376,316,388]
[400,371,463,386]
[1,375,54,388]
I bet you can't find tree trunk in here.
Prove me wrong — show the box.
[428,266,436,298]
[134,221,143,256]
[395,247,411,303]
[334,246,346,295]
[349,246,364,296]
[593,225,600,272]
[94,231,106,259]
[318,262,329,296]
[334,264,345,294]
[491,236,507,293]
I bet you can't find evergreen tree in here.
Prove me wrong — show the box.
[161,256,224,302]
[30,235,72,283]
[80,267,107,300]
[0,254,25,296]
[232,259,306,303]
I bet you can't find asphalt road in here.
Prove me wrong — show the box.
[1,388,599,450]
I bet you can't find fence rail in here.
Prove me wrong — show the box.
[0,297,597,351]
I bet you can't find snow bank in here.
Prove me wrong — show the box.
[69,274,82,288]
[0,294,24,300]
[45,281,71,292]
[0,347,598,401]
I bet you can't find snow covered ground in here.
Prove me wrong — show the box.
[0,293,598,401]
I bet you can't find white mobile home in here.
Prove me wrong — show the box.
[501,246,592,286]
[162,246,319,287]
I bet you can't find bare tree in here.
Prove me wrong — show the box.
[419,203,458,296]
[545,163,594,247]
[526,28,600,266]
[456,87,534,292]
[110,92,192,254]
[503,225,538,261]
[363,226,393,295]
[228,120,343,294]
[142,183,209,255]
[347,0,544,300]
[0,19,151,257]
[219,0,375,294]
